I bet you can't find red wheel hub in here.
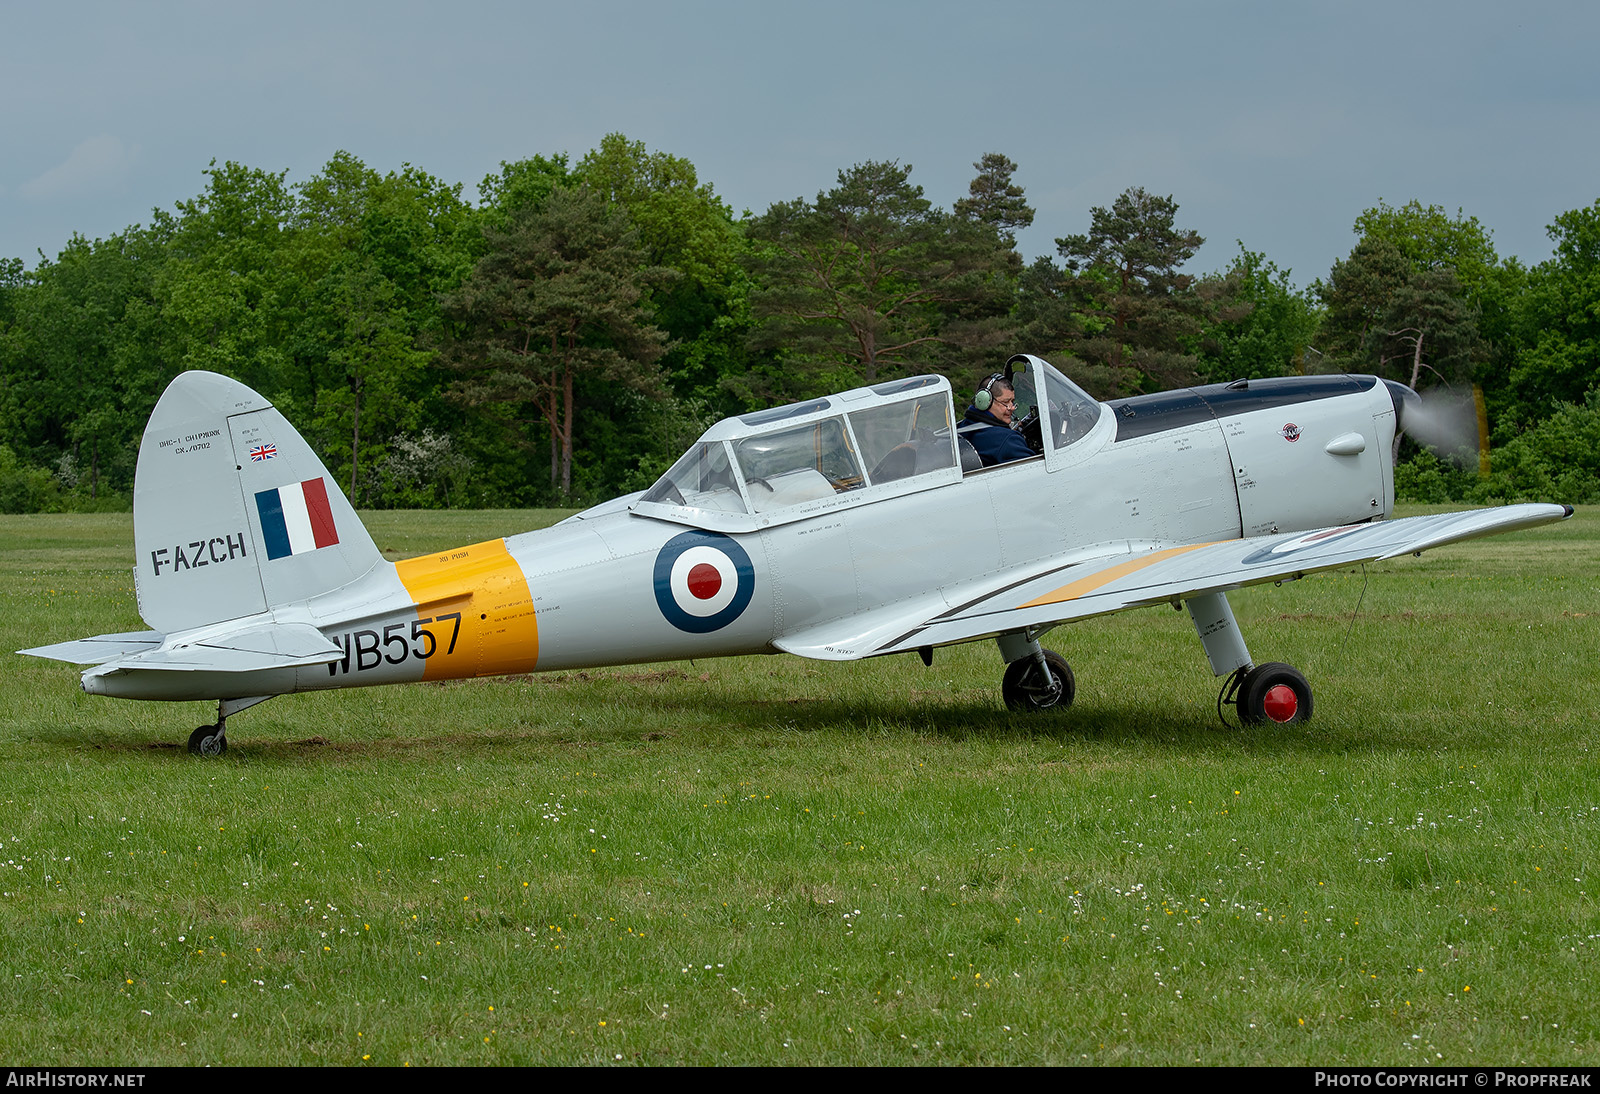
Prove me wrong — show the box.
[1261,684,1299,722]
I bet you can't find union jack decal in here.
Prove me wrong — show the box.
[249,444,277,462]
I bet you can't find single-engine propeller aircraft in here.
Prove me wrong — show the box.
[21,355,1571,754]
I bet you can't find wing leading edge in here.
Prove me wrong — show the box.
[774,503,1573,661]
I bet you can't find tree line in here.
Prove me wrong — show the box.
[2,134,1596,513]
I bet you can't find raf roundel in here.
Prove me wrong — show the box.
[653,530,755,633]
[1239,523,1369,566]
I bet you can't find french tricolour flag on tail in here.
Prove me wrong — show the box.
[255,478,340,561]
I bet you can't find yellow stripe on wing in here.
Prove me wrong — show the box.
[1016,541,1226,609]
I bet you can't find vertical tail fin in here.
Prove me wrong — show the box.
[133,370,382,633]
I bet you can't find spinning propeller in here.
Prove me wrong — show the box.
[1383,380,1485,468]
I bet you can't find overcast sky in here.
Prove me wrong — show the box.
[3,1,1596,287]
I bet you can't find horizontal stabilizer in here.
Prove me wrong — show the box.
[82,622,343,676]
[19,631,165,665]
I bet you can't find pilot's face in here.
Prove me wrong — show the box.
[991,388,1017,425]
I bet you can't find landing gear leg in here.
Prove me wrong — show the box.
[1186,591,1313,726]
[997,631,1075,713]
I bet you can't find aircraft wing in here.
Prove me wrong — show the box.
[27,622,346,676]
[774,503,1573,661]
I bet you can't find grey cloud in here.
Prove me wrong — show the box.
[19,136,139,200]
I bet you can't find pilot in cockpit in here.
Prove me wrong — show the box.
[956,374,1035,467]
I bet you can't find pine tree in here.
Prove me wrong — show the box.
[442,186,668,495]
[1055,187,1207,395]
[953,153,1034,246]
[746,161,1011,399]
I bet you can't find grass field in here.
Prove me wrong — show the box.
[1,506,1595,1065]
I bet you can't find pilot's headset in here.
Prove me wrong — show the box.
[973,373,1007,411]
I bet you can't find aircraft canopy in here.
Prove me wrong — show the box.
[634,359,1106,531]
[637,374,962,530]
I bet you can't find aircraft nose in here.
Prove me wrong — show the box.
[1382,379,1421,431]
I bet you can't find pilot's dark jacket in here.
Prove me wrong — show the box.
[956,406,1034,466]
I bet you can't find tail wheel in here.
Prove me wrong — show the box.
[1002,650,1075,713]
[187,724,227,756]
[1238,662,1313,725]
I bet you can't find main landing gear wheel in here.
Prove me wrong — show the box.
[187,723,227,756]
[1002,650,1075,713]
[1235,662,1313,725]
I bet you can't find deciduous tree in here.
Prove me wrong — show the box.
[153,161,299,394]
[1506,200,1600,420]
[477,155,574,228]
[1352,200,1500,307]
[288,153,475,504]
[0,230,166,499]
[1195,245,1320,382]
[577,134,753,413]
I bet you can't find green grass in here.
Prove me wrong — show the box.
[1,506,1596,1065]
